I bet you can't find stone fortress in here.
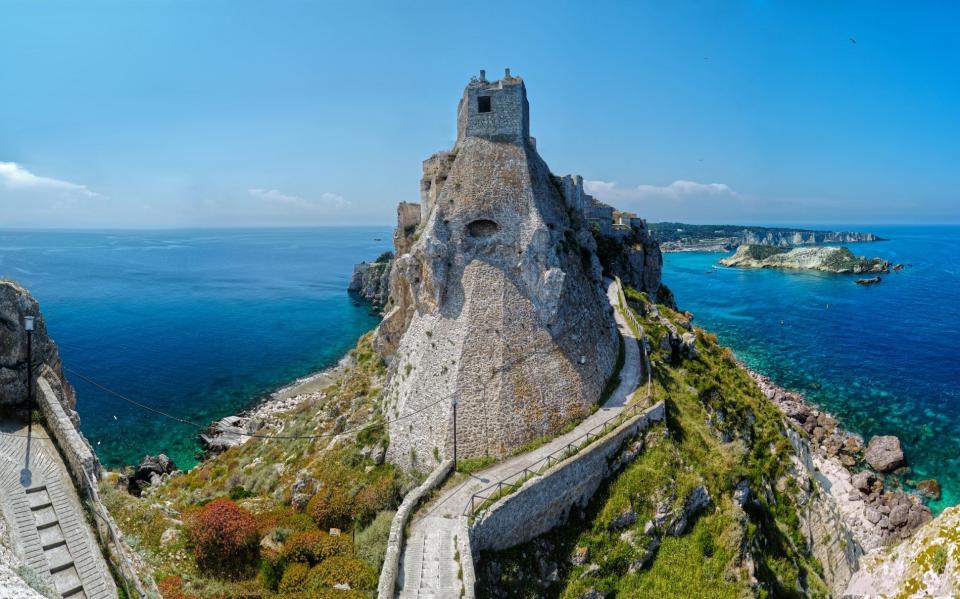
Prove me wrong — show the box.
[375,70,664,472]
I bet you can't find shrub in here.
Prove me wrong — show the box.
[352,477,397,524]
[307,483,354,530]
[258,551,285,591]
[306,556,378,591]
[156,576,199,599]
[282,530,352,565]
[355,510,395,570]
[186,498,259,578]
[278,561,311,593]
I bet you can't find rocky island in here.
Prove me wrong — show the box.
[720,244,892,273]
[650,222,882,252]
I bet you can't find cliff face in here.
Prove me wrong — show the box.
[347,252,393,308]
[0,280,76,415]
[650,223,882,252]
[720,245,890,274]
[846,506,960,597]
[378,73,635,472]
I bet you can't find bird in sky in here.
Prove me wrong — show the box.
[850,37,857,45]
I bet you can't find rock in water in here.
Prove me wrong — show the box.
[379,71,661,471]
[865,435,906,472]
[916,479,941,501]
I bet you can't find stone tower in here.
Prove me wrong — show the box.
[380,70,619,472]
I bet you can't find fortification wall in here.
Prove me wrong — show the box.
[469,400,666,552]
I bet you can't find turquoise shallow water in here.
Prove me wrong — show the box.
[663,226,960,513]
[0,228,391,469]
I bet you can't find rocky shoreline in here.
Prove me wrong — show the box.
[749,370,932,550]
[197,353,355,457]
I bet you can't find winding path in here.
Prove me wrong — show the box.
[395,279,643,598]
[0,422,116,599]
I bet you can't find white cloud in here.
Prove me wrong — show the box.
[0,162,100,197]
[585,179,740,202]
[247,188,348,209]
[583,178,757,223]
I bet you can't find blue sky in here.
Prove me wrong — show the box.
[1,1,957,227]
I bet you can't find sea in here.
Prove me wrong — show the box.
[0,228,392,470]
[664,225,960,513]
[1,225,957,514]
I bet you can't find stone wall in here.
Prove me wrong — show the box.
[457,70,529,143]
[469,400,666,552]
[376,459,453,599]
[36,375,100,493]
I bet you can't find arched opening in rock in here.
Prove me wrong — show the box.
[467,219,499,238]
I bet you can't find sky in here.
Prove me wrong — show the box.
[1,1,958,228]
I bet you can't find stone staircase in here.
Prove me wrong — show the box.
[398,516,464,599]
[0,427,116,598]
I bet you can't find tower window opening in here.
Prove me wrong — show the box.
[477,96,492,113]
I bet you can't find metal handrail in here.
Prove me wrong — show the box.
[468,280,654,517]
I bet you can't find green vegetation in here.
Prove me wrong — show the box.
[477,291,829,599]
[744,244,790,260]
[104,332,410,597]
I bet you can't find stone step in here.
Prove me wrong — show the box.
[50,562,83,597]
[31,505,59,528]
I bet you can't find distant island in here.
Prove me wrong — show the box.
[649,222,883,252]
[720,245,892,273]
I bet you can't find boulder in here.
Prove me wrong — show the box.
[851,471,877,494]
[680,332,698,359]
[666,485,711,536]
[916,479,941,501]
[135,454,177,483]
[865,436,906,472]
[609,507,637,530]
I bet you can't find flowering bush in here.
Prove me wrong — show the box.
[278,561,310,593]
[306,556,377,591]
[186,498,259,578]
[306,483,354,530]
[281,530,352,565]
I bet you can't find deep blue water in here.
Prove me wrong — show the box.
[0,228,391,469]
[664,226,960,513]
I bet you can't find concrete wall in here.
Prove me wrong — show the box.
[469,400,666,552]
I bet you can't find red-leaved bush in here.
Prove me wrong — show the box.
[186,498,259,578]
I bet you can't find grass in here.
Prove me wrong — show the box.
[475,291,831,599]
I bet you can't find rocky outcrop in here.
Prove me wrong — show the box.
[0,280,76,413]
[855,276,882,285]
[720,245,890,274]
[591,224,663,300]
[751,372,931,553]
[378,73,646,472]
[846,505,960,597]
[864,435,906,472]
[348,252,393,308]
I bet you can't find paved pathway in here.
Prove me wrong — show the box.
[396,280,643,598]
[0,421,116,599]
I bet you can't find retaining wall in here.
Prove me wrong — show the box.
[469,400,665,552]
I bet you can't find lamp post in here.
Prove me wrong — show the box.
[24,316,34,429]
[452,398,458,467]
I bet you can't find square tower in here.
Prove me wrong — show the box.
[456,68,530,144]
